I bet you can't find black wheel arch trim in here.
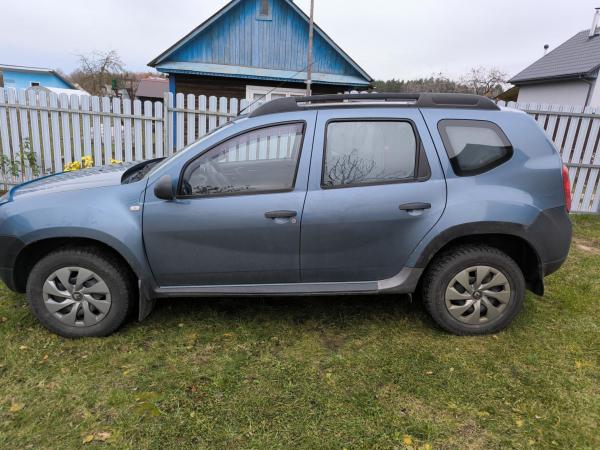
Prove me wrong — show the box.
[413,208,572,296]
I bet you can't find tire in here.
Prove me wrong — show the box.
[26,247,133,338]
[421,245,525,335]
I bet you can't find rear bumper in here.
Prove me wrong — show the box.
[529,206,572,277]
[543,258,568,277]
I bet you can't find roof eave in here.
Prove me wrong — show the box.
[510,69,599,85]
[156,66,371,87]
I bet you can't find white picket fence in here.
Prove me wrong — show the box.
[498,101,600,213]
[0,87,248,188]
[0,89,598,213]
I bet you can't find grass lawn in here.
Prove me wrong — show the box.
[1,217,598,449]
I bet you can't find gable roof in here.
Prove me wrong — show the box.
[136,77,169,99]
[510,29,600,84]
[0,64,77,89]
[148,0,372,86]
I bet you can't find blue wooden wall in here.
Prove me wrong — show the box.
[1,70,73,90]
[166,0,363,78]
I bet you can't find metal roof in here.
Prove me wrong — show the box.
[510,29,600,84]
[135,77,169,99]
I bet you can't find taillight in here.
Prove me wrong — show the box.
[562,165,572,212]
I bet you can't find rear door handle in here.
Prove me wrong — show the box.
[399,202,432,211]
[265,210,298,219]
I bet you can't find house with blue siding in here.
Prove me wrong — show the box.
[149,0,373,102]
[0,64,77,90]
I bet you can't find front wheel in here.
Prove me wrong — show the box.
[26,248,133,338]
[421,245,525,335]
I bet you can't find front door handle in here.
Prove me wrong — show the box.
[399,202,432,211]
[265,210,298,219]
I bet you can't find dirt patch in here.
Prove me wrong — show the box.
[574,238,600,255]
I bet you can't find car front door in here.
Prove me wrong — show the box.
[300,108,447,283]
[143,116,315,287]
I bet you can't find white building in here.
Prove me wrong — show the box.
[511,8,600,107]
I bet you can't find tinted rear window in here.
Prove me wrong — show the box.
[438,120,513,176]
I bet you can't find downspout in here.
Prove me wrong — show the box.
[581,76,594,107]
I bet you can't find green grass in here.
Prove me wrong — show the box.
[1,217,599,449]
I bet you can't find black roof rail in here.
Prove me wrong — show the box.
[248,93,500,117]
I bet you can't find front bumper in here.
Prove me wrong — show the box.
[0,235,25,292]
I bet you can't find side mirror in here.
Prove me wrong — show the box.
[154,175,175,201]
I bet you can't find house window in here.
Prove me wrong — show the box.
[257,0,271,20]
[30,82,40,87]
[246,85,306,111]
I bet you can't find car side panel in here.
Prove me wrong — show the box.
[0,182,151,288]
[408,108,571,270]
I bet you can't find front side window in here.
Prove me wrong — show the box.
[438,120,513,176]
[323,121,419,188]
[180,123,304,197]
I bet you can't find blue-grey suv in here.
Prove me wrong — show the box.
[0,93,572,337]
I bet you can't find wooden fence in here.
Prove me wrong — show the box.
[497,101,600,214]
[0,89,598,213]
[0,87,248,188]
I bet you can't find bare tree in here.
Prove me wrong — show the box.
[461,67,508,98]
[324,150,377,186]
[374,67,508,97]
[70,50,125,96]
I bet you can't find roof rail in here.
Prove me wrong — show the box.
[248,93,500,117]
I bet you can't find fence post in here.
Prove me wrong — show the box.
[163,92,169,156]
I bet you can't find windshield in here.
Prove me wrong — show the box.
[146,120,238,178]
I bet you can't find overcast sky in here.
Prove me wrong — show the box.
[1,0,598,81]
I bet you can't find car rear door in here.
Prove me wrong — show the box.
[300,108,447,283]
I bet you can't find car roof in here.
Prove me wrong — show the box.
[248,93,500,118]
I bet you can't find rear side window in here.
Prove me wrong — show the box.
[438,120,513,176]
[323,121,425,188]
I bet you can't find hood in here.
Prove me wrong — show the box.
[9,162,140,200]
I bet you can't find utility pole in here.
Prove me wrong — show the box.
[306,0,315,96]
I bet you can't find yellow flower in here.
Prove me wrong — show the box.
[64,161,81,172]
[110,159,123,165]
[403,435,413,446]
[81,156,94,168]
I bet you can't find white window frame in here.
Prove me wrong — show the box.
[246,85,306,104]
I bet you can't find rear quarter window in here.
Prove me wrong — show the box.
[438,120,513,176]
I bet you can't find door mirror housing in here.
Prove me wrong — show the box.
[154,175,175,200]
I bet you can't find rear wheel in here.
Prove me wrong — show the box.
[26,248,133,338]
[421,245,525,335]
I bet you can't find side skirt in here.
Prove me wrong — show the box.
[153,268,423,298]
